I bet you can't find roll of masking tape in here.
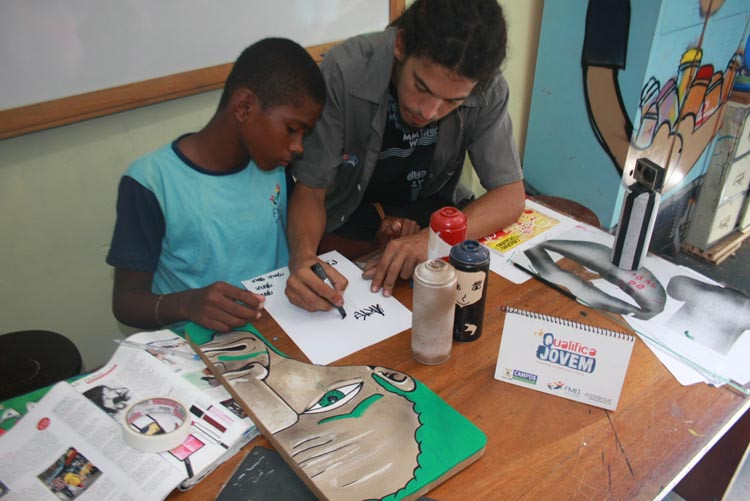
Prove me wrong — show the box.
[121,397,191,453]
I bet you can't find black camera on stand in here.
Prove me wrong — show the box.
[611,158,666,271]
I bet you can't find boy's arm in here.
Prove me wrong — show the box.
[113,269,266,332]
[285,183,348,311]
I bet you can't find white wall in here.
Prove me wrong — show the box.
[461,0,543,194]
[0,1,544,370]
[0,91,219,369]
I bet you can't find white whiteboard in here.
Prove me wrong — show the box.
[0,0,390,111]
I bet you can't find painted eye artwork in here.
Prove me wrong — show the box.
[192,325,486,501]
[304,382,363,414]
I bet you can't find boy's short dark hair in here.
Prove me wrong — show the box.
[219,38,326,110]
[394,0,508,85]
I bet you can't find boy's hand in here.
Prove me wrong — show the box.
[362,230,428,297]
[182,282,265,332]
[285,256,348,312]
[375,216,420,248]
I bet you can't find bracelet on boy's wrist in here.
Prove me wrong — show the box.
[154,294,166,327]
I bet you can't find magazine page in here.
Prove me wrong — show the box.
[479,199,581,283]
[0,382,183,501]
[1,331,253,437]
[71,337,257,486]
[124,330,251,406]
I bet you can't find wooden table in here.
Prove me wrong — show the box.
[169,270,750,500]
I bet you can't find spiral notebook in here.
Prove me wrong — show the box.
[495,307,635,410]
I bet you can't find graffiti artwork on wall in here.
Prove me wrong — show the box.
[583,0,746,194]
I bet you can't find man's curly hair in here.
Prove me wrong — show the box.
[394,0,508,86]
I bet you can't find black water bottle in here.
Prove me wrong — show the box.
[450,240,490,342]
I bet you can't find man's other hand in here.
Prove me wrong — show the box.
[362,230,428,297]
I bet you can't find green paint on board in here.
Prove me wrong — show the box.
[217,350,265,362]
[317,394,383,424]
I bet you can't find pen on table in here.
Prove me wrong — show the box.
[511,261,579,302]
[113,338,200,361]
[310,262,347,319]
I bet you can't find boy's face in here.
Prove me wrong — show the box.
[242,95,322,170]
[392,32,477,128]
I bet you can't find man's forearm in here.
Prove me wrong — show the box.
[462,180,525,239]
[288,184,328,269]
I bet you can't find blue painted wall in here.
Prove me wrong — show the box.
[524,0,750,230]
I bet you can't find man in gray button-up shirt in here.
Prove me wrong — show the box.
[286,0,525,311]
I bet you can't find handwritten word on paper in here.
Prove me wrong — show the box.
[241,251,411,365]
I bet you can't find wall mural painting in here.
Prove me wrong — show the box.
[583,0,745,194]
[186,324,486,501]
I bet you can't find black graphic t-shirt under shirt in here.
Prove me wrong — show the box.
[363,84,438,205]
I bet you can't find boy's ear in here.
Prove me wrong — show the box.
[231,88,261,123]
[393,29,406,62]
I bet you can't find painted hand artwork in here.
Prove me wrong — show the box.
[523,239,668,320]
[186,324,486,501]
[516,230,750,358]
[583,0,745,193]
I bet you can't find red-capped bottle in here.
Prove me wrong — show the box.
[428,207,467,260]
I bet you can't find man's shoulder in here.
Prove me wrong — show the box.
[465,71,509,108]
[322,29,394,78]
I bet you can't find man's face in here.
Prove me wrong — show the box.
[241,95,322,171]
[392,34,477,128]
[201,332,421,499]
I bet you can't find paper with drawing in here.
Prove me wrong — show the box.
[242,251,412,365]
[508,225,750,388]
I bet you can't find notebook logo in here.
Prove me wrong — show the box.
[537,333,597,373]
[546,381,581,395]
[504,369,537,385]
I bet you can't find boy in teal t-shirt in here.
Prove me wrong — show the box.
[106,38,325,333]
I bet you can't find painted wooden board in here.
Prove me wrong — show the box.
[186,324,486,501]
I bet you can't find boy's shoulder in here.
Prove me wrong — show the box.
[124,142,179,180]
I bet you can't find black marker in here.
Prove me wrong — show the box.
[311,262,347,319]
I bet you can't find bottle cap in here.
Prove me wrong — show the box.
[449,240,490,265]
[415,259,456,285]
[430,207,467,229]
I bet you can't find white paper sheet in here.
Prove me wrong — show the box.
[507,224,750,387]
[242,251,412,365]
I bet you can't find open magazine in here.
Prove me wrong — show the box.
[0,329,259,500]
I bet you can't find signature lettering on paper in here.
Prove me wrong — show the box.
[353,304,385,321]
[254,282,274,296]
[250,270,287,296]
